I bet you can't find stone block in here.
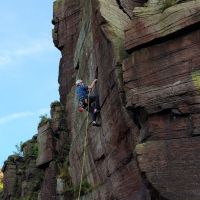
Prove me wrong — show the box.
[36,123,54,167]
[125,1,200,51]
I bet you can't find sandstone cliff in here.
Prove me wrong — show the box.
[2,0,200,199]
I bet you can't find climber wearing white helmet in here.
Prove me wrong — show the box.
[75,79,100,126]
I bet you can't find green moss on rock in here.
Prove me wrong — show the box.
[192,70,200,92]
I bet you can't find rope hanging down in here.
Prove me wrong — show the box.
[77,91,90,200]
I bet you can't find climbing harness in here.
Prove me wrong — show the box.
[77,91,90,200]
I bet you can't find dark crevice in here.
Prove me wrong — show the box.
[95,67,98,79]
[127,107,195,142]
[94,153,105,162]
[75,61,79,70]
[100,84,116,109]
[121,152,134,165]
[115,0,131,19]
[192,134,200,137]
[141,172,169,200]
[100,24,112,43]
[145,135,199,142]
[135,153,169,200]
[106,154,134,178]
[127,106,148,130]
[139,133,151,143]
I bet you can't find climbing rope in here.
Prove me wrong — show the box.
[77,91,90,200]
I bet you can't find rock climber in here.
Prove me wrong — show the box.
[75,79,100,126]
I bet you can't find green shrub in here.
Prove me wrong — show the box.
[57,160,70,179]
[13,141,23,157]
[66,180,92,197]
[24,143,38,158]
[80,180,92,195]
[0,170,3,192]
[57,161,92,197]
[38,114,51,127]
[0,182,3,192]
[51,100,61,107]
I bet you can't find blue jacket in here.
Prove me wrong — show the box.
[76,84,88,101]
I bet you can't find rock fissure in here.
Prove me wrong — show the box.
[140,172,169,200]
[135,153,169,200]
[115,0,132,19]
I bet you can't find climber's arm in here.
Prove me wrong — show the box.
[88,79,97,89]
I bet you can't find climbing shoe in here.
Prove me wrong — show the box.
[92,121,97,125]
[94,108,100,113]
[92,121,101,127]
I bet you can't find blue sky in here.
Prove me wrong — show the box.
[0,1,60,167]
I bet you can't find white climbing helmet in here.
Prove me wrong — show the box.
[76,79,82,85]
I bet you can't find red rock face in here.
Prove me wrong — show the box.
[54,0,200,199]
[136,137,200,200]
[122,1,200,199]
[2,158,20,199]
[124,1,200,51]
[52,0,81,103]
[40,162,57,200]
[2,144,44,200]
[3,0,200,199]
[54,0,151,199]
[124,29,200,114]
[36,123,54,167]
[2,103,68,200]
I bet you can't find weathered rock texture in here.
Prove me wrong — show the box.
[2,102,69,200]
[53,0,200,199]
[2,139,43,200]
[123,0,200,199]
[2,0,200,199]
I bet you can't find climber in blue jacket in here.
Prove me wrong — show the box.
[76,79,100,126]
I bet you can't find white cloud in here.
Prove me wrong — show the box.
[0,54,12,66]
[15,38,54,56]
[0,37,54,67]
[0,107,51,125]
[0,112,34,125]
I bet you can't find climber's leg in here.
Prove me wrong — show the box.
[92,111,97,124]
[88,95,100,110]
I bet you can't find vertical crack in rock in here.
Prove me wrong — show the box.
[115,0,131,19]
[141,173,169,200]
[135,153,169,200]
[126,106,150,142]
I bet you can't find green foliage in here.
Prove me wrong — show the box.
[80,180,92,195]
[51,100,61,107]
[192,70,200,91]
[57,160,92,197]
[0,170,3,194]
[67,180,92,197]
[13,141,23,157]
[38,114,51,127]
[32,144,38,157]
[13,138,39,159]
[57,160,70,179]
[0,182,3,192]
[24,143,38,159]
